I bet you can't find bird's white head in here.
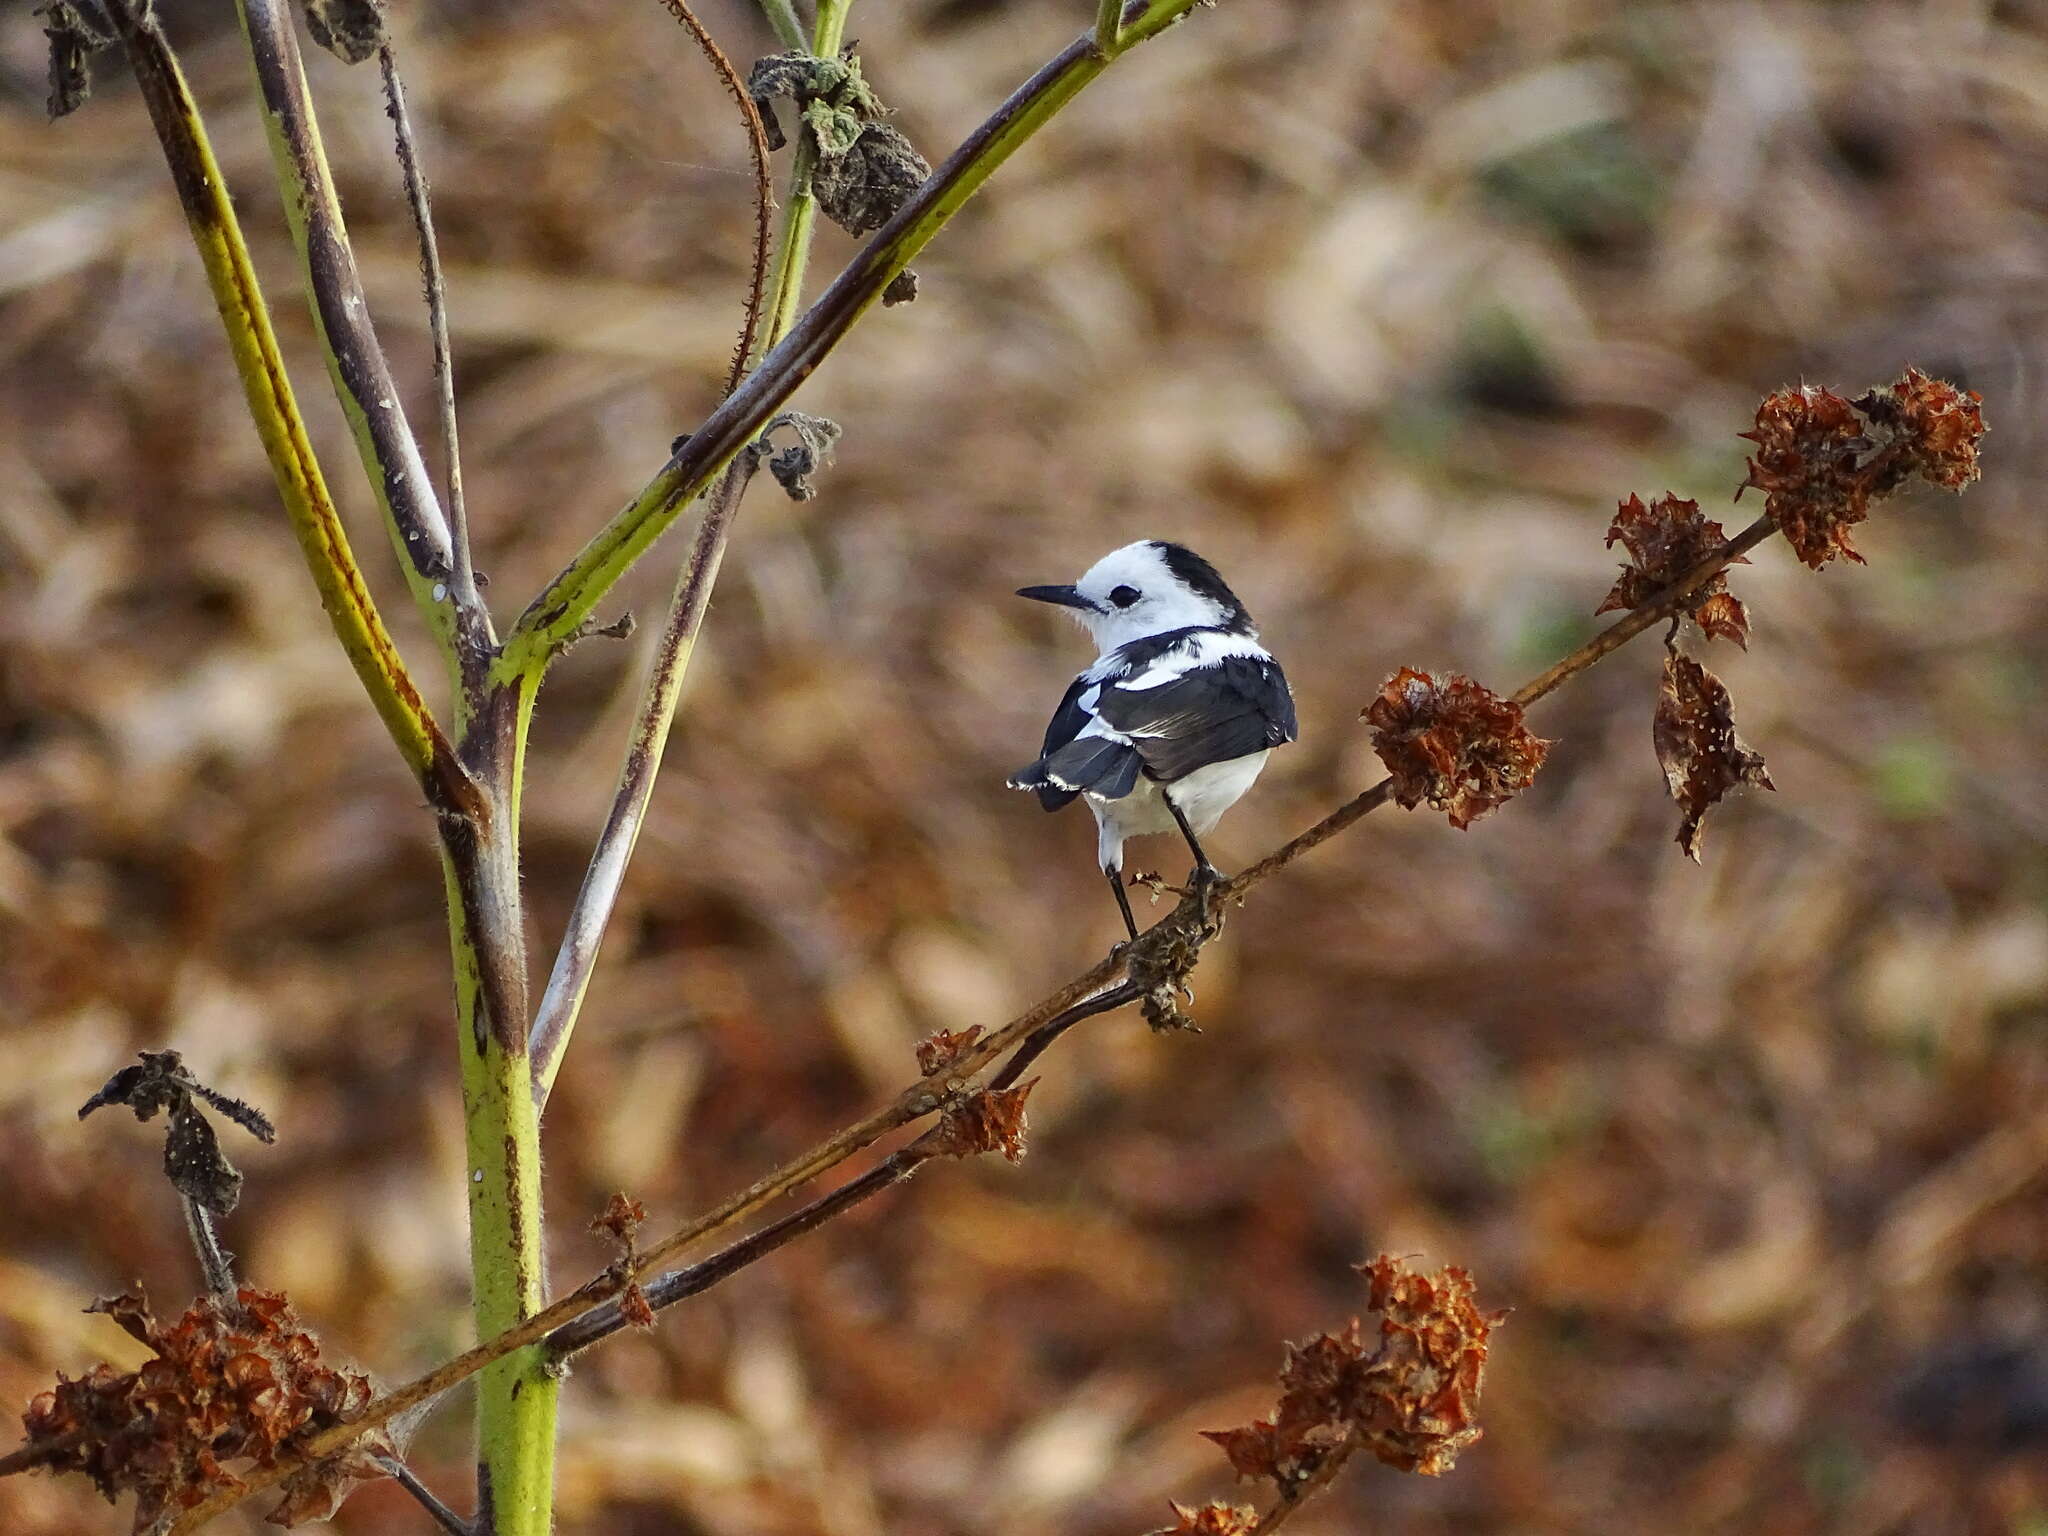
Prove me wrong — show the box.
[1017,540,1254,654]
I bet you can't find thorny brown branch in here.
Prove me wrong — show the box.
[147,501,1786,1533]
[657,0,776,393]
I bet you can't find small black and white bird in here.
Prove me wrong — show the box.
[1007,540,1297,938]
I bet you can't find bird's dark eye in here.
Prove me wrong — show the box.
[1109,585,1140,609]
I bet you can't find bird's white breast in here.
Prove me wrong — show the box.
[1087,749,1271,839]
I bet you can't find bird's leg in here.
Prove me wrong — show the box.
[1104,864,1140,944]
[1161,790,1221,923]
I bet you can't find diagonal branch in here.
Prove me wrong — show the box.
[234,0,491,681]
[529,461,757,1100]
[495,0,1217,681]
[98,0,458,795]
[529,0,780,1104]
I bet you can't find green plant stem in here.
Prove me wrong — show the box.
[98,0,449,787]
[756,0,807,50]
[496,0,1212,681]
[1095,0,1127,50]
[750,0,852,349]
[236,0,491,686]
[812,0,854,55]
[445,845,554,1533]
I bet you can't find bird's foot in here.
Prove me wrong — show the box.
[1188,862,1224,926]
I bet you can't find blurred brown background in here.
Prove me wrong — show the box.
[3,1,2046,1532]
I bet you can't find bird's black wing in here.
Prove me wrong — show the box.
[1092,655,1296,783]
[1040,673,1093,757]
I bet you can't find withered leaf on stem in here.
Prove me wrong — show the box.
[39,0,112,120]
[80,1051,275,1218]
[21,1287,387,1530]
[1653,651,1774,861]
[1365,669,1551,829]
[915,1025,984,1076]
[1597,493,1751,648]
[747,411,843,501]
[1738,371,1986,569]
[745,48,932,237]
[302,0,387,65]
[1201,1255,1501,1496]
[588,1192,655,1330]
[589,1191,647,1246]
[926,1081,1036,1162]
[812,122,933,237]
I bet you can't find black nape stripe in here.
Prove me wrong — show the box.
[1149,542,1252,632]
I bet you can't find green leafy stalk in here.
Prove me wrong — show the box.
[232,1,547,1519]
[1095,0,1127,50]
[754,0,851,348]
[442,841,555,1533]
[235,0,492,690]
[99,0,448,785]
[496,0,1211,681]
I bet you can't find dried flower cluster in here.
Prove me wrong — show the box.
[1597,493,1750,647]
[1148,1501,1259,1535]
[1739,370,1985,569]
[1365,669,1551,829]
[20,1288,386,1531]
[1200,1255,1500,1504]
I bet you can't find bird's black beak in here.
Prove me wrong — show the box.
[1016,584,1094,611]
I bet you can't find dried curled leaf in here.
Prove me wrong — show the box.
[80,1051,275,1218]
[1596,493,1750,647]
[590,1191,646,1245]
[301,0,386,64]
[915,1026,983,1076]
[39,0,112,119]
[748,50,880,153]
[926,1081,1036,1162]
[1201,1256,1501,1495]
[747,411,842,501]
[1738,371,1987,569]
[1654,652,1774,861]
[20,1287,387,1530]
[813,121,932,237]
[1148,1500,1260,1535]
[1365,669,1551,829]
[882,268,920,307]
[746,48,930,236]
